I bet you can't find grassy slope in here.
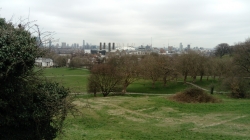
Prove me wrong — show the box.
[42,68,90,92]
[42,67,90,76]
[56,95,250,140]
[42,68,223,94]
[42,68,192,94]
[41,68,250,139]
[126,79,190,94]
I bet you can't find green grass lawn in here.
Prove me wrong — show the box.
[42,67,90,93]
[42,67,90,76]
[42,68,192,94]
[55,94,250,140]
[41,68,226,94]
[127,79,190,94]
[41,68,250,139]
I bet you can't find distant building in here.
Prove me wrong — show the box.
[145,45,151,50]
[62,42,66,48]
[86,43,90,49]
[35,57,54,67]
[83,40,85,49]
[168,46,173,53]
[179,43,183,50]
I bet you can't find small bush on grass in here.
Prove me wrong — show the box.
[169,88,220,103]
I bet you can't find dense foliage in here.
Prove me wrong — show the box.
[0,18,72,139]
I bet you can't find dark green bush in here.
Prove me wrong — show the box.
[0,18,72,140]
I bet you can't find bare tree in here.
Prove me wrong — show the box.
[87,74,100,97]
[221,38,250,98]
[233,38,250,76]
[158,55,176,86]
[105,55,140,93]
[196,53,209,82]
[214,43,230,58]
[140,55,162,88]
[69,56,83,68]
[176,51,197,83]
[90,64,122,97]
[214,58,233,79]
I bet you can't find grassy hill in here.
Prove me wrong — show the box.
[56,94,250,140]
[41,68,250,139]
[42,68,90,92]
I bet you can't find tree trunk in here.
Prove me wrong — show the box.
[200,74,203,82]
[192,76,196,83]
[122,83,128,93]
[152,80,155,88]
[163,76,167,87]
[103,92,109,97]
[206,76,209,81]
[184,74,187,83]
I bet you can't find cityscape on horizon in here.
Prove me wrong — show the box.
[41,38,209,52]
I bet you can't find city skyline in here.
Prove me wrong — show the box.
[47,40,195,50]
[1,0,250,48]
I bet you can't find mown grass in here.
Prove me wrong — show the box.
[55,94,250,140]
[42,68,191,94]
[41,68,225,94]
[42,67,90,76]
[42,68,89,92]
[41,68,250,139]
[127,79,190,94]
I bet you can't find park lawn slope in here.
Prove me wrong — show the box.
[126,80,190,94]
[56,94,250,140]
[42,68,89,93]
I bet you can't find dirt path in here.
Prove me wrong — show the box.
[68,80,230,95]
[185,82,230,94]
[45,75,89,77]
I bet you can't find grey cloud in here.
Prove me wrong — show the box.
[1,0,250,48]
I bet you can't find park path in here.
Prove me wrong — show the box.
[45,75,89,77]
[70,81,229,95]
[185,82,230,94]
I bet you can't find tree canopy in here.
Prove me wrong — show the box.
[0,18,73,140]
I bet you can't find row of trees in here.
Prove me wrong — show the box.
[87,39,250,98]
[87,52,226,97]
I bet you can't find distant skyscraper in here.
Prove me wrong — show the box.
[62,42,66,48]
[100,42,102,50]
[179,43,183,50]
[83,40,85,49]
[168,46,173,53]
[187,44,190,50]
[103,43,106,50]
[112,42,115,50]
[86,43,89,49]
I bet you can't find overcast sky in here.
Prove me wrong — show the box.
[1,0,250,48]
